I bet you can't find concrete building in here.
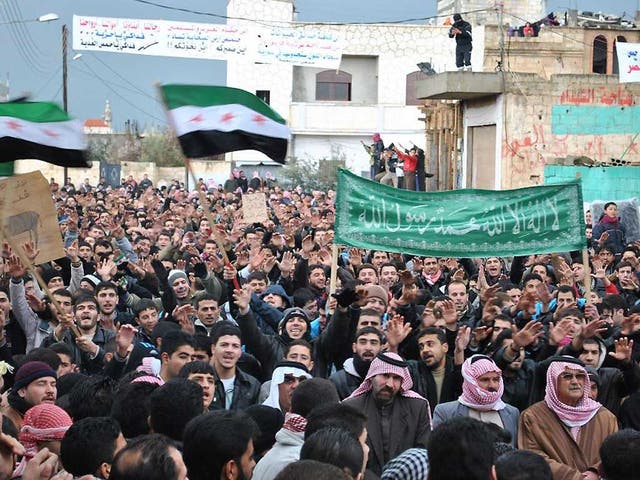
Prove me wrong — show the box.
[418,19,640,194]
[226,0,476,176]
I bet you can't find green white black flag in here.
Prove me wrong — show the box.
[160,84,290,163]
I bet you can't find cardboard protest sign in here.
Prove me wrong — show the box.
[0,171,65,263]
[242,192,268,224]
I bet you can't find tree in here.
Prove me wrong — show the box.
[281,156,345,191]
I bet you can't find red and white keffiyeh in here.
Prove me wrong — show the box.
[458,355,506,412]
[545,361,601,428]
[13,404,72,478]
[348,352,426,402]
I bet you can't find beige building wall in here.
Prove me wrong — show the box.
[498,75,640,189]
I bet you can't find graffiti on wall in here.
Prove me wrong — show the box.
[502,85,639,187]
[559,85,634,106]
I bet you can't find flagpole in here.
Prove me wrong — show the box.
[155,83,241,291]
[328,243,339,314]
[576,172,592,303]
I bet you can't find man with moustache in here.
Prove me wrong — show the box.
[432,355,520,445]
[519,358,618,480]
[42,293,116,374]
[386,326,464,413]
[330,327,384,400]
[343,352,431,477]
[1,361,57,430]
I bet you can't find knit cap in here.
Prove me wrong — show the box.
[364,284,389,309]
[41,268,63,286]
[13,361,57,391]
[168,269,188,286]
[81,274,101,289]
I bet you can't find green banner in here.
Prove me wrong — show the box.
[334,169,586,258]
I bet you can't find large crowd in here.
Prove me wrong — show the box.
[0,169,638,480]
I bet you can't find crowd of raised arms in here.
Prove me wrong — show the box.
[0,171,638,480]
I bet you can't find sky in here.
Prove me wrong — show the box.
[2,0,639,129]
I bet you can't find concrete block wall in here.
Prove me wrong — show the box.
[500,74,640,190]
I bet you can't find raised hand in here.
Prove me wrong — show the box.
[580,319,609,339]
[7,255,26,279]
[455,325,471,353]
[512,320,544,348]
[233,286,252,314]
[301,235,315,256]
[23,241,40,264]
[385,314,411,352]
[173,305,196,335]
[548,318,574,346]
[609,337,634,363]
[440,299,458,326]
[65,240,80,263]
[278,251,294,277]
[115,324,138,357]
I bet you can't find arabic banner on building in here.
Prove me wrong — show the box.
[334,169,586,258]
[73,15,344,68]
[616,42,640,83]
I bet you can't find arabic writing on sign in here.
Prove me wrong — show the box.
[255,27,344,68]
[73,15,344,68]
[355,197,560,238]
[73,15,250,60]
[334,169,586,258]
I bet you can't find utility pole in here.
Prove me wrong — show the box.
[62,24,68,185]
[497,1,505,73]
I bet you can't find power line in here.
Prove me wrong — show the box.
[86,53,160,103]
[4,0,56,71]
[33,65,62,98]
[0,3,48,74]
[129,0,494,27]
[70,61,165,122]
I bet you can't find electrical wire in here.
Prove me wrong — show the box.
[0,3,48,74]
[4,0,57,71]
[33,65,62,98]
[86,53,160,102]
[70,61,165,122]
[129,0,495,27]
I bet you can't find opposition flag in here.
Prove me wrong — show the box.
[160,84,290,163]
[0,101,90,167]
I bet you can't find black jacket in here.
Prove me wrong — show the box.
[407,356,462,413]
[42,327,116,375]
[449,19,472,47]
[211,368,261,410]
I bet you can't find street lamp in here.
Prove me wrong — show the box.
[0,13,59,26]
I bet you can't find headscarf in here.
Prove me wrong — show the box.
[348,352,426,402]
[458,355,506,412]
[381,448,429,480]
[372,133,381,142]
[262,361,311,412]
[13,404,72,478]
[132,357,165,386]
[545,361,601,428]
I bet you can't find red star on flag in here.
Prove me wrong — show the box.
[42,128,60,138]
[189,113,204,123]
[252,114,267,124]
[220,112,235,123]
[6,120,22,131]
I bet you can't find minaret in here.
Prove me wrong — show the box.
[104,100,112,129]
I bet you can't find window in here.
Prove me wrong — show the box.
[613,36,626,75]
[315,70,352,101]
[406,71,432,105]
[592,35,607,74]
[256,90,270,105]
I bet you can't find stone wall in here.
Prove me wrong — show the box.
[14,159,231,189]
